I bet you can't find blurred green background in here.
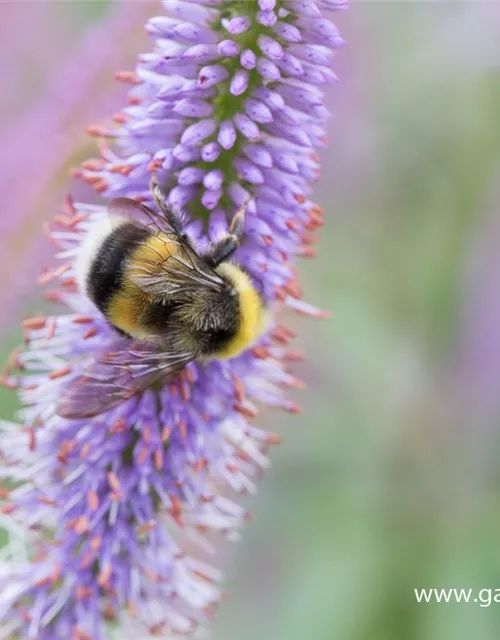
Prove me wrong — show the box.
[3,2,500,639]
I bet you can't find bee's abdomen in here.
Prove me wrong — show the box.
[87,223,149,316]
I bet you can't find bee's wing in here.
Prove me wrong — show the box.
[108,197,224,298]
[56,337,194,419]
[108,197,186,238]
[130,238,224,297]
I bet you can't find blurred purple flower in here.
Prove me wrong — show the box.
[0,0,346,637]
[0,0,153,328]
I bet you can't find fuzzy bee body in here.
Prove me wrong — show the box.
[78,218,263,359]
[59,184,267,419]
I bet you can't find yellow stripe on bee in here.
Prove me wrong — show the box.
[213,263,265,359]
[107,285,151,338]
[107,233,177,338]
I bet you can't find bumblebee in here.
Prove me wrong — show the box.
[58,179,267,419]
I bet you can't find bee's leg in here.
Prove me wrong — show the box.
[228,204,246,239]
[149,176,186,237]
[204,198,251,267]
[205,235,240,268]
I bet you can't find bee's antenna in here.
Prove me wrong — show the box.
[149,175,165,210]
[148,176,186,236]
[149,174,160,192]
[204,198,253,267]
[230,197,252,240]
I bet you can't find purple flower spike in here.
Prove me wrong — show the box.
[230,69,249,96]
[0,0,347,637]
